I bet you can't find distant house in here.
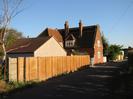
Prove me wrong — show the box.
[38,21,103,64]
[6,37,67,58]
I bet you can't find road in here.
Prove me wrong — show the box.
[4,62,126,99]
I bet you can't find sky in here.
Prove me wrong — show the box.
[1,0,133,48]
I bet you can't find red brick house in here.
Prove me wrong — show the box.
[38,21,103,64]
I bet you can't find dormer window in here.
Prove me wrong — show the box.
[65,40,75,47]
[65,34,76,48]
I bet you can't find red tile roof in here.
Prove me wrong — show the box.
[6,37,51,53]
[38,28,63,42]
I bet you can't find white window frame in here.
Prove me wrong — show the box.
[65,40,75,47]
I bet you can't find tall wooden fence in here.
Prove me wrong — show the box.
[8,55,90,82]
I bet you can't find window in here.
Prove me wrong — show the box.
[71,42,73,46]
[97,40,100,47]
[98,51,101,59]
[65,42,69,47]
[65,40,74,47]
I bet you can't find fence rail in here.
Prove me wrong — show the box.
[8,55,90,82]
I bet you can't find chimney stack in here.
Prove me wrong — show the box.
[64,21,69,34]
[79,20,83,37]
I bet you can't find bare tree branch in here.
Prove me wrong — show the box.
[0,0,23,61]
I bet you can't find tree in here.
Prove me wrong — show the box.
[0,0,23,60]
[0,0,23,80]
[0,28,23,59]
[5,28,23,47]
[108,44,123,60]
[101,33,123,61]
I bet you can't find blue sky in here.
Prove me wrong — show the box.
[5,0,133,48]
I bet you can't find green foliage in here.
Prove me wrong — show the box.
[4,28,23,48]
[108,44,123,60]
[0,28,23,59]
[101,33,124,61]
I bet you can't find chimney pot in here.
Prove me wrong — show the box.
[79,20,83,37]
[64,21,69,34]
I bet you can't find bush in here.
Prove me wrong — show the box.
[108,44,123,60]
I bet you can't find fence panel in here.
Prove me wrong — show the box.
[53,57,58,76]
[62,56,66,73]
[46,57,53,79]
[38,57,46,81]
[25,58,29,81]
[30,57,38,81]
[18,57,24,82]
[8,55,90,82]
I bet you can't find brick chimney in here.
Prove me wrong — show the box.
[79,20,83,37]
[64,21,69,34]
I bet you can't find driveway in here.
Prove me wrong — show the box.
[4,62,126,99]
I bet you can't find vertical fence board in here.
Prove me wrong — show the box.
[18,57,24,82]
[25,58,29,81]
[45,57,49,79]
[77,56,80,69]
[52,57,55,77]
[58,57,61,75]
[71,56,74,72]
[54,57,58,76]
[56,57,59,75]
[29,57,38,81]
[74,56,77,71]
[59,56,62,74]
[63,56,66,73]
[9,58,17,81]
[38,57,46,81]
[51,57,53,77]
[60,56,63,74]
[49,57,52,78]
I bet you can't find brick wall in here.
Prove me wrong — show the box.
[93,26,103,64]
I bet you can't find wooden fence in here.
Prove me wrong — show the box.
[8,55,90,82]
